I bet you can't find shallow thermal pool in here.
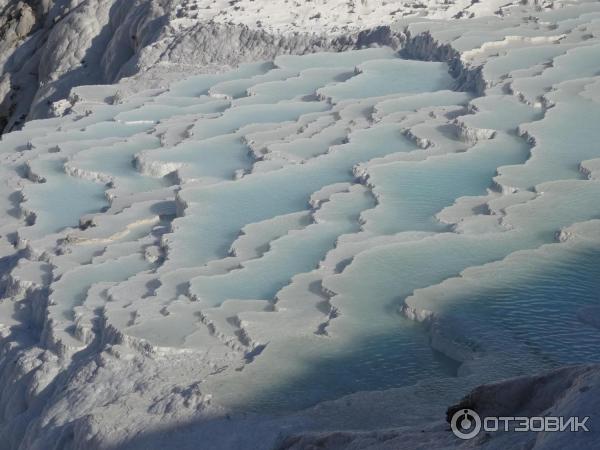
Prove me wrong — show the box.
[3,45,600,419]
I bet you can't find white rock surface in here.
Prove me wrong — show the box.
[0,0,573,132]
[0,1,599,450]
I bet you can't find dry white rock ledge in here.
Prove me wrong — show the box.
[0,0,574,132]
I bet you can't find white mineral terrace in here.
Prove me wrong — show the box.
[0,1,599,449]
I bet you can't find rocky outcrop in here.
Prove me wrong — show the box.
[278,365,600,450]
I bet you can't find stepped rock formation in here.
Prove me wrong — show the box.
[0,1,599,449]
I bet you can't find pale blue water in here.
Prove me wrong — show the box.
[268,122,346,160]
[189,188,374,306]
[22,158,108,236]
[188,101,329,140]
[318,59,455,101]
[11,46,600,421]
[51,254,152,321]
[168,62,274,97]
[33,121,154,147]
[496,95,600,190]
[71,136,168,193]
[363,133,529,234]
[114,97,230,122]
[172,124,417,267]
[227,318,460,414]
[235,67,355,105]
[274,48,396,71]
[145,134,253,181]
[435,243,600,366]
[210,67,295,99]
[160,48,600,417]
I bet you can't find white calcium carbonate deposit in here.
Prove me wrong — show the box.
[0,1,599,449]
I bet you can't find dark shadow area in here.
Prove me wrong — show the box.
[99,243,600,449]
[0,0,168,133]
